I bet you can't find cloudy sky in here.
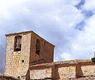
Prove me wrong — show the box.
[0,0,95,73]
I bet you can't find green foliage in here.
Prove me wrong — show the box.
[91,57,95,63]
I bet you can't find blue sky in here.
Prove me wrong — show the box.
[0,0,95,73]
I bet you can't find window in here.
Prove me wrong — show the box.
[22,60,24,63]
[14,35,22,51]
[36,39,40,55]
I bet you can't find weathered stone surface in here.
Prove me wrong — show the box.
[0,74,19,80]
[4,31,54,79]
[30,68,52,79]
[81,65,95,76]
[5,33,31,78]
[58,66,76,79]
[29,59,95,80]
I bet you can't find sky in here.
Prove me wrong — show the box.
[0,0,95,73]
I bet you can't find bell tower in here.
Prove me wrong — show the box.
[5,31,32,78]
[5,31,54,78]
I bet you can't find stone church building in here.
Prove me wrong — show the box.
[0,31,95,80]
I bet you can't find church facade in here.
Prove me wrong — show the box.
[0,31,95,80]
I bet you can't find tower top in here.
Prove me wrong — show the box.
[6,30,54,47]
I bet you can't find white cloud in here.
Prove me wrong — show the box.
[0,0,27,19]
[60,52,73,60]
[65,14,95,59]
[83,0,95,10]
[0,0,95,72]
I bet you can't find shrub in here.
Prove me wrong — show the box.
[91,57,95,63]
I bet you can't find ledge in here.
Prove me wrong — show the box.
[30,59,93,69]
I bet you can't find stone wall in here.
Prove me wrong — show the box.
[29,59,95,80]
[4,31,95,80]
[4,31,54,79]
[30,67,52,79]
[0,74,19,80]
[5,32,31,78]
[30,31,54,65]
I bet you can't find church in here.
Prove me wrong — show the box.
[0,31,95,80]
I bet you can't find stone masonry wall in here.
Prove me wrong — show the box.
[30,32,54,65]
[0,74,19,80]
[5,32,31,78]
[30,67,52,79]
[30,59,95,80]
[4,31,54,80]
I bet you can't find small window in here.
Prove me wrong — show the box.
[14,35,22,51]
[22,60,24,63]
[18,76,20,79]
[44,41,46,46]
[36,39,40,55]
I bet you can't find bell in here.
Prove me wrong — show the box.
[16,42,21,50]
